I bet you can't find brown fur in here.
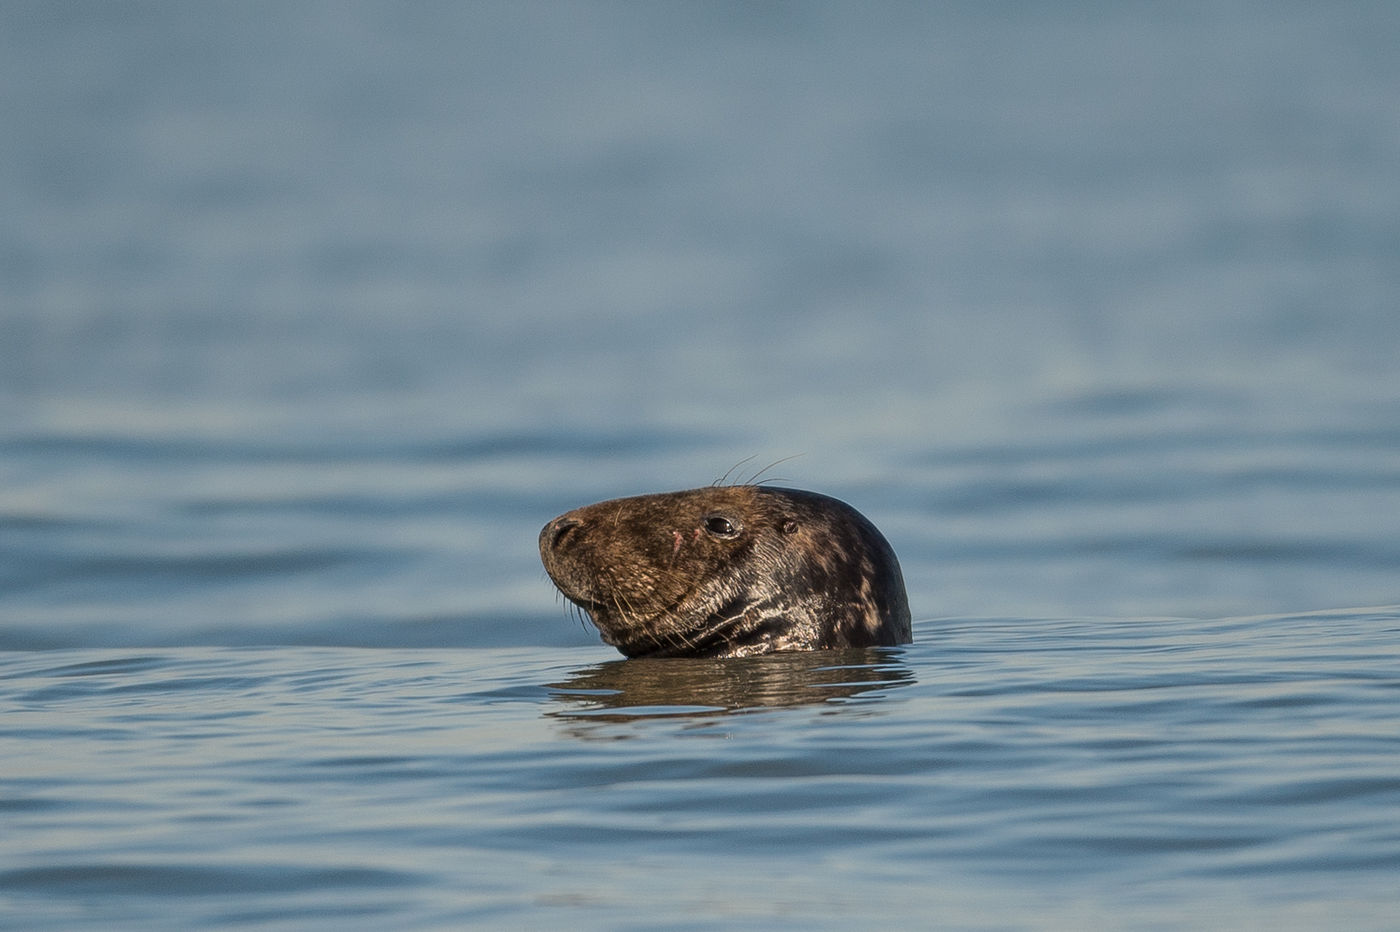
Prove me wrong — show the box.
[539,486,912,658]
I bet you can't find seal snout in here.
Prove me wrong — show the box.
[540,513,594,609]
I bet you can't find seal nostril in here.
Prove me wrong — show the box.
[547,517,581,550]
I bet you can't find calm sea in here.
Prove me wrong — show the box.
[3,2,1399,928]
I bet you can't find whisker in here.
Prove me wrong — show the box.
[714,455,758,487]
[747,453,805,486]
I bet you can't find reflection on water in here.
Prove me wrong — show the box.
[545,647,914,726]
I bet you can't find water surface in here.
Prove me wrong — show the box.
[3,2,1399,927]
[4,610,1399,929]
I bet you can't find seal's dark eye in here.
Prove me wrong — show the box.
[780,519,799,535]
[703,514,741,539]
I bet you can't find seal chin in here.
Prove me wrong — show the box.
[540,485,912,659]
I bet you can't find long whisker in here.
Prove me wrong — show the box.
[747,453,805,486]
[714,455,758,487]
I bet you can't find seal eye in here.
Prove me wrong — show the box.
[703,514,741,539]
[781,519,799,535]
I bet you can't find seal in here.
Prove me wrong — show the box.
[539,486,912,658]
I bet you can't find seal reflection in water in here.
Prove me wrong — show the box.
[548,650,917,726]
[539,486,912,658]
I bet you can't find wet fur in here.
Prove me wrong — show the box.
[539,486,912,658]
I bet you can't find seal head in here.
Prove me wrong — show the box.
[539,486,911,658]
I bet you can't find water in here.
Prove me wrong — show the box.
[4,614,1399,928]
[3,2,1400,927]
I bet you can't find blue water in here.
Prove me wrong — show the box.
[3,2,1400,927]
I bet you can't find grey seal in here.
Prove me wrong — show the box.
[539,485,911,658]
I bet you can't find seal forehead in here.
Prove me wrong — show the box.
[573,485,762,523]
